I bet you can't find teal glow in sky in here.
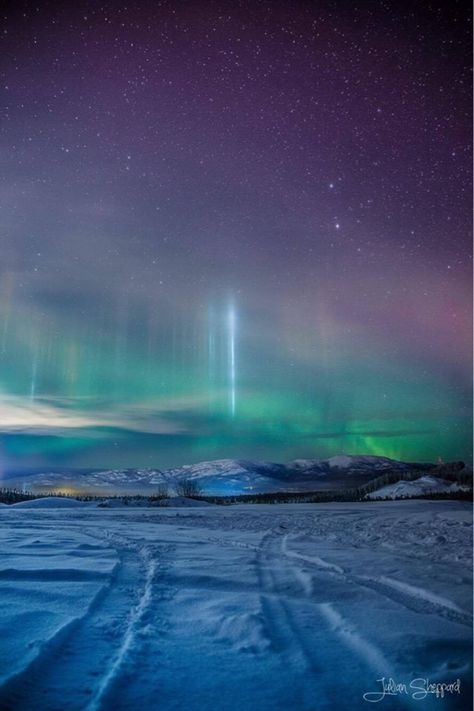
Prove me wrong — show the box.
[0,1,472,472]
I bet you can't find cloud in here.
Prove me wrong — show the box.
[0,394,197,437]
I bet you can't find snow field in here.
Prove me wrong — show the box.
[0,500,471,711]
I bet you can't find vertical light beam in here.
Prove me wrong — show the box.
[208,306,215,383]
[228,301,236,417]
[30,356,37,400]
[207,305,216,411]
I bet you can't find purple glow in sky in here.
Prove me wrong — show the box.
[0,0,472,471]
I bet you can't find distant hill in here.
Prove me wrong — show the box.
[5,454,448,496]
[366,474,471,500]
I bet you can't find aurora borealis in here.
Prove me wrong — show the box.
[0,1,472,473]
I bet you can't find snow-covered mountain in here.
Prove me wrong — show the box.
[288,454,415,479]
[9,455,439,496]
[366,475,471,500]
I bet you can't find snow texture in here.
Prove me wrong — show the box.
[367,475,470,500]
[0,500,471,710]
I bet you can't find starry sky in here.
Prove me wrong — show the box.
[0,0,472,474]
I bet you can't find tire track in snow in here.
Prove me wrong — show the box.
[281,534,344,574]
[354,575,473,628]
[275,534,471,709]
[281,534,472,628]
[255,530,411,710]
[318,602,392,674]
[0,527,121,711]
[7,528,170,711]
[86,546,157,711]
[80,528,176,710]
[317,603,418,711]
[255,530,331,709]
[0,581,115,711]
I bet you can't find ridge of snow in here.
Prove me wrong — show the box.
[367,475,456,500]
[11,497,91,509]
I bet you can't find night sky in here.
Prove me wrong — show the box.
[0,0,472,473]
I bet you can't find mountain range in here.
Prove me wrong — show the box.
[5,455,445,495]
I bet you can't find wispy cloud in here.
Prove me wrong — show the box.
[0,394,203,436]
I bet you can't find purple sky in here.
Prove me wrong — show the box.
[0,0,472,471]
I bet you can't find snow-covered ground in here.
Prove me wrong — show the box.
[367,475,470,500]
[0,501,471,710]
